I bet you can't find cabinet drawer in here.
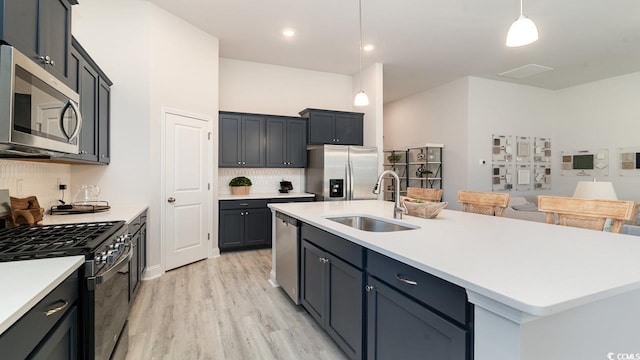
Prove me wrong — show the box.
[301,224,363,269]
[129,209,148,235]
[0,271,79,360]
[219,199,268,210]
[366,250,469,325]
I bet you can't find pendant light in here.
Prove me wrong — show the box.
[354,0,369,106]
[506,0,538,47]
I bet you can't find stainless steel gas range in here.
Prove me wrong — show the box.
[0,221,131,360]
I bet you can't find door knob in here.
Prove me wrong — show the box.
[167,197,176,203]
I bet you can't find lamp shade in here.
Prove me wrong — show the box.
[572,181,618,200]
[354,90,369,106]
[506,15,539,47]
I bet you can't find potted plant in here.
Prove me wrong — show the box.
[229,176,252,195]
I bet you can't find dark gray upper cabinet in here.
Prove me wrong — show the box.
[299,108,364,146]
[0,0,76,86]
[266,116,307,168]
[62,38,112,164]
[97,78,111,163]
[219,112,266,167]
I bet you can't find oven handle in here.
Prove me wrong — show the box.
[94,245,133,286]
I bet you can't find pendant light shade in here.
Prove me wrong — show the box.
[354,90,369,106]
[506,0,538,47]
[354,0,369,107]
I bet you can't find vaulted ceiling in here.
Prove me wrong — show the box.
[148,0,640,103]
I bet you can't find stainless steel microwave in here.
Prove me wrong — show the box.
[0,45,82,155]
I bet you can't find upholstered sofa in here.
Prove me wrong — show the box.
[502,196,547,223]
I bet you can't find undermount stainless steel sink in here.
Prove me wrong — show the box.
[327,215,419,232]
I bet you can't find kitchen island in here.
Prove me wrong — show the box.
[268,200,640,360]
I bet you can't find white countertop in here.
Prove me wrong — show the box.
[268,200,640,316]
[0,256,85,335]
[219,192,315,200]
[41,203,148,225]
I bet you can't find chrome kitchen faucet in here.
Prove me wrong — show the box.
[373,170,407,219]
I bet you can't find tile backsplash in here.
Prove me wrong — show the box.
[218,168,305,194]
[0,160,72,209]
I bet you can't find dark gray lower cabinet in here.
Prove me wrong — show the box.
[219,201,271,251]
[0,270,79,359]
[219,197,313,251]
[366,276,467,360]
[298,223,472,360]
[300,225,364,360]
[129,209,147,302]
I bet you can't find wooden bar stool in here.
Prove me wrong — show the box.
[407,187,443,202]
[537,196,636,233]
[457,190,510,216]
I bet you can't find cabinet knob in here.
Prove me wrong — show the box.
[167,197,176,203]
[238,161,241,165]
[318,257,329,264]
[101,154,105,158]
[336,139,340,142]
[242,162,246,165]
[365,285,375,292]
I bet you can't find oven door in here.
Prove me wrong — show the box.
[89,246,132,360]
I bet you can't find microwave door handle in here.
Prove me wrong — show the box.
[66,100,83,143]
[59,100,83,142]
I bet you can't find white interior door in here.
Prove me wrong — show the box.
[164,111,210,271]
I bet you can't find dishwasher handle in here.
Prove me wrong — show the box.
[276,211,299,227]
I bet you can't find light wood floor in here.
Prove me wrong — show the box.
[126,249,348,360]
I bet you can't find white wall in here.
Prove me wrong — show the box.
[554,72,640,202]
[467,77,556,194]
[219,58,361,195]
[383,78,469,208]
[72,0,219,278]
[219,59,353,116]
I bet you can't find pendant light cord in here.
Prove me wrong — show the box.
[519,0,523,17]
[358,0,363,90]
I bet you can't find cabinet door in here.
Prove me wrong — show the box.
[2,0,40,64]
[139,224,146,278]
[219,114,242,167]
[366,276,468,360]
[300,240,327,325]
[244,208,271,246]
[67,47,80,93]
[326,255,364,360]
[287,119,307,167]
[335,114,363,145]
[29,306,78,360]
[265,117,287,167]
[77,62,98,161]
[129,231,140,302]
[41,0,72,82]
[219,210,244,249]
[97,78,110,163]
[308,112,335,144]
[241,115,266,167]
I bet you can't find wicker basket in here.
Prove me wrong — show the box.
[401,197,448,219]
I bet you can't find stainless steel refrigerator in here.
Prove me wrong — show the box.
[306,145,379,201]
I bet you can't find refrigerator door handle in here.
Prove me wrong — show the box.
[349,160,355,200]
[345,162,351,200]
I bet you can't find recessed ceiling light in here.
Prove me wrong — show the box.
[282,29,295,37]
[363,44,374,52]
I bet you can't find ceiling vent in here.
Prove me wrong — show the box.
[498,64,554,79]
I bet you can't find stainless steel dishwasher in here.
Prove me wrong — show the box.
[275,211,300,304]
